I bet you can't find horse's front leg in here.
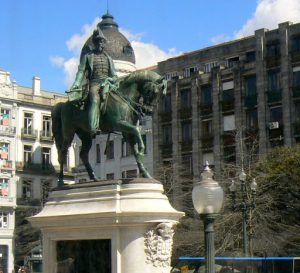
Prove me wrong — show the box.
[118,122,151,178]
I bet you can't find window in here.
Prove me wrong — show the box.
[42,147,51,169]
[0,178,9,197]
[96,144,101,163]
[246,109,258,129]
[270,107,283,125]
[122,139,132,157]
[165,71,178,80]
[181,155,193,176]
[162,125,172,144]
[0,109,10,126]
[0,143,9,160]
[245,51,256,63]
[0,212,8,228]
[266,42,280,58]
[22,179,32,199]
[162,94,171,113]
[183,66,198,77]
[293,67,300,87]
[24,112,33,134]
[245,76,257,97]
[201,85,212,105]
[123,169,138,179]
[24,145,33,164]
[222,80,234,91]
[291,36,300,52]
[227,56,239,68]
[41,179,51,205]
[106,140,114,160]
[202,120,213,138]
[180,89,191,109]
[42,115,51,137]
[268,69,281,92]
[106,173,114,180]
[182,122,192,143]
[223,115,236,131]
[204,61,218,73]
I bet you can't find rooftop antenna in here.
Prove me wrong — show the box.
[106,0,109,13]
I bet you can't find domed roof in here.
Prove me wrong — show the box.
[83,12,135,65]
[99,12,135,64]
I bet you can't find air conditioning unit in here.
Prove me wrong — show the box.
[269,121,279,129]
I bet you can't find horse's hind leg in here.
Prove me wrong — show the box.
[57,135,74,187]
[77,131,98,181]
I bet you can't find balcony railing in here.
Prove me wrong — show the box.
[21,128,38,139]
[0,160,13,170]
[16,162,56,174]
[40,130,53,142]
[0,125,16,136]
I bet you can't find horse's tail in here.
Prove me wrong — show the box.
[51,102,64,152]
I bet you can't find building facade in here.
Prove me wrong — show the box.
[0,69,71,272]
[153,22,300,208]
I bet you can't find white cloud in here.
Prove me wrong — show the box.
[210,34,231,45]
[51,19,180,88]
[50,56,65,67]
[235,0,300,38]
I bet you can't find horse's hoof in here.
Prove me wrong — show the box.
[57,179,65,187]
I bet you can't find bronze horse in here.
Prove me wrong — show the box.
[52,70,167,185]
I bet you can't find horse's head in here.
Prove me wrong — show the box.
[141,76,168,108]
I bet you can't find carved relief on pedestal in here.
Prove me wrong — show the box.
[144,222,175,267]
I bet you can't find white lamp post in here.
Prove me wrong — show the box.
[192,162,224,273]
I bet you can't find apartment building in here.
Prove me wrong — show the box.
[153,21,300,208]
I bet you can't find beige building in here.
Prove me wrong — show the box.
[153,21,300,208]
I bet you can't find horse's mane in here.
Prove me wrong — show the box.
[120,70,161,86]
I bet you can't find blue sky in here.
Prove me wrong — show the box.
[1,0,300,93]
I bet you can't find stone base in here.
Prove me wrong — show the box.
[29,178,184,273]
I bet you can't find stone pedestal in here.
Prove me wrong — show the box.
[29,178,184,273]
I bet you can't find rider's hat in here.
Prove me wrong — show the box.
[93,27,107,43]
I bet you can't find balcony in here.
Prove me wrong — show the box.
[0,125,16,137]
[267,91,282,103]
[40,130,53,142]
[21,128,38,140]
[221,90,235,112]
[178,108,192,119]
[16,162,56,174]
[0,160,13,170]
[244,95,257,108]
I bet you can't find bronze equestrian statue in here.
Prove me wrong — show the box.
[52,70,167,186]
